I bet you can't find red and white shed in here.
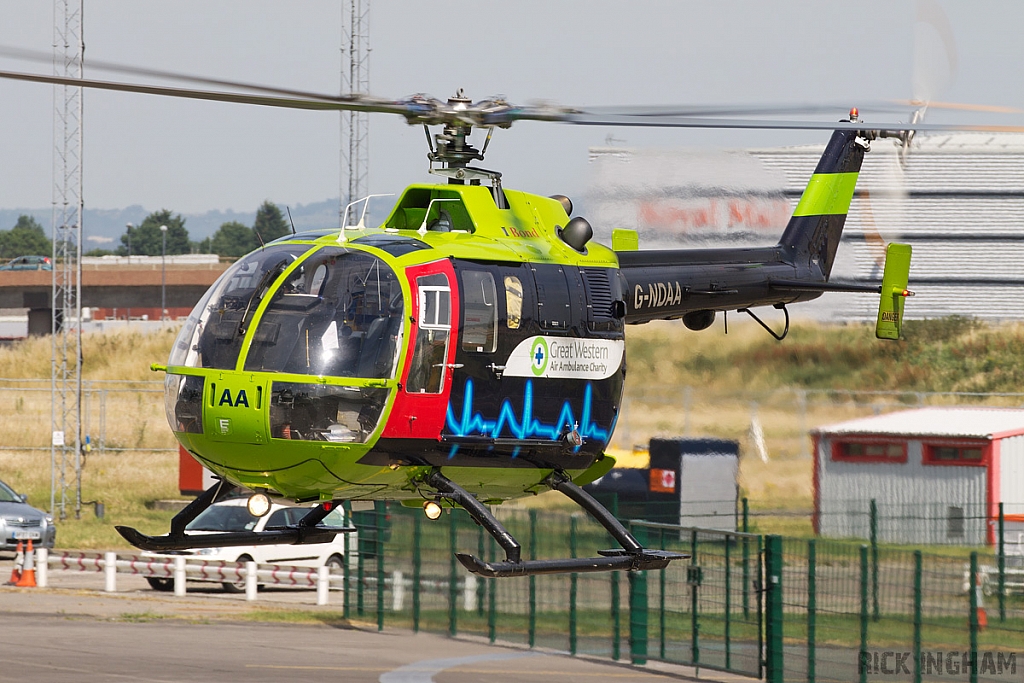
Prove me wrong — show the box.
[813,407,1024,546]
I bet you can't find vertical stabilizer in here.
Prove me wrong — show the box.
[778,128,867,278]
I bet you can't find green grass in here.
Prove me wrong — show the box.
[240,609,350,627]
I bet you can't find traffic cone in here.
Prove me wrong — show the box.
[15,540,36,587]
[6,541,22,584]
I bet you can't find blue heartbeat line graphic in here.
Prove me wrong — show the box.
[445,379,610,446]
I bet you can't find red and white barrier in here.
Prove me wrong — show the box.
[41,550,345,604]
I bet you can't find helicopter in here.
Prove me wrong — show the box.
[7,57,996,578]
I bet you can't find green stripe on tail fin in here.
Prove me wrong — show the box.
[876,243,913,340]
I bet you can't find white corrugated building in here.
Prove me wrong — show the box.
[812,407,1024,546]
[588,132,1024,321]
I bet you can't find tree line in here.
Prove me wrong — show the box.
[0,200,293,260]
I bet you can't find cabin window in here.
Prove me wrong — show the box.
[243,248,404,379]
[173,244,308,370]
[831,440,906,462]
[165,374,204,434]
[406,274,451,394]
[268,382,388,443]
[461,271,497,353]
[924,444,984,464]
[504,275,522,329]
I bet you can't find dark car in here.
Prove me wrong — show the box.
[0,478,56,551]
[0,255,52,271]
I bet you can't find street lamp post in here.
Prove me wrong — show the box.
[125,222,133,262]
[160,224,168,321]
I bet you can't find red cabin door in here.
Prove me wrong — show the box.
[383,260,460,440]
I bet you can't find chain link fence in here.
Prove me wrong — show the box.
[340,504,1024,682]
[0,378,174,453]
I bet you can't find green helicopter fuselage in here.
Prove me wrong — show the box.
[163,183,626,503]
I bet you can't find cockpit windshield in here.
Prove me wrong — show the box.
[168,245,310,370]
[243,247,404,379]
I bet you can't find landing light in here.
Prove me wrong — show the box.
[423,500,443,521]
[247,491,271,518]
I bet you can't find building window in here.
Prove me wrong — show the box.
[831,440,906,463]
[923,444,985,465]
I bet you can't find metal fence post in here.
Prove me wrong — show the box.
[448,510,458,637]
[763,535,783,683]
[412,512,421,633]
[100,389,107,454]
[629,523,648,665]
[569,515,578,656]
[725,533,732,672]
[376,501,385,632]
[690,528,699,668]
[998,502,1006,622]
[476,523,486,617]
[969,552,979,683]
[870,499,879,622]
[807,539,816,683]
[659,527,666,660]
[357,516,366,616]
[529,508,537,648]
[487,535,497,643]
[742,497,750,619]
[343,501,352,619]
[611,570,621,661]
[859,545,868,683]
[913,550,922,683]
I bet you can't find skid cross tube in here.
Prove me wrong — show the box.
[426,470,521,563]
[169,480,234,536]
[425,469,687,578]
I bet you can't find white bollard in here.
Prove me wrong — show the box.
[392,570,405,611]
[36,548,48,588]
[317,565,330,606]
[245,560,258,601]
[464,574,478,612]
[104,552,117,592]
[173,556,186,596]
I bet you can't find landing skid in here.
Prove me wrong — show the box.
[425,470,687,578]
[115,481,353,552]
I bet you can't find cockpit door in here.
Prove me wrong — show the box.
[382,259,460,440]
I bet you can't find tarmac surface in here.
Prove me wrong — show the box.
[0,567,747,683]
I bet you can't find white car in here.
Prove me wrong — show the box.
[143,498,350,592]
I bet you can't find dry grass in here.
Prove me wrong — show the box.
[0,448,179,548]
[0,327,181,549]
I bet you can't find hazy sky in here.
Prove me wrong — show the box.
[0,1,1022,216]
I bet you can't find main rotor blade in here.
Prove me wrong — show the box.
[0,68,417,115]
[581,102,915,117]
[494,108,1024,133]
[0,44,351,105]
[3,63,1023,134]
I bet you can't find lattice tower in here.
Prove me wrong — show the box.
[340,0,370,225]
[51,0,84,520]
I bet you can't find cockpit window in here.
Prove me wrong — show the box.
[243,247,404,379]
[168,245,309,369]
